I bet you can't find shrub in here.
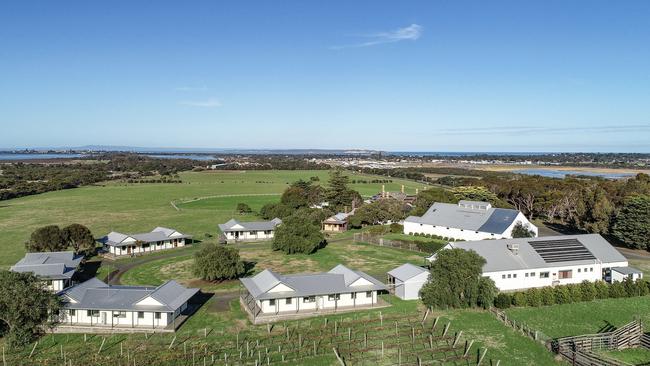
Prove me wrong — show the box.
[540,286,555,306]
[525,287,542,307]
[554,285,572,304]
[477,277,498,309]
[416,241,446,254]
[389,223,403,233]
[579,281,596,301]
[568,284,583,303]
[193,244,246,281]
[594,281,610,299]
[512,292,527,307]
[494,293,512,309]
[272,214,325,254]
[608,282,626,298]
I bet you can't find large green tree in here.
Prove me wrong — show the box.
[25,225,66,252]
[613,195,650,250]
[193,244,246,281]
[0,270,61,347]
[61,224,95,255]
[580,187,614,234]
[420,248,488,309]
[511,222,536,238]
[411,188,458,216]
[326,169,361,210]
[272,214,325,254]
[350,199,406,227]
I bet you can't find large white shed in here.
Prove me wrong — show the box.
[387,263,430,300]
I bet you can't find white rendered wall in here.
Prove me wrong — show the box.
[403,213,538,241]
[60,309,172,328]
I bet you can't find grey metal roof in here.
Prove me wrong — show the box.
[99,227,191,247]
[443,234,627,272]
[324,212,352,224]
[240,265,386,300]
[405,202,522,234]
[612,266,643,275]
[59,278,199,312]
[218,218,282,232]
[11,251,83,280]
[387,263,429,282]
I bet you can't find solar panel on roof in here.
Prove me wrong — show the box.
[528,239,596,263]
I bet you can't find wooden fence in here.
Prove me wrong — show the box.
[489,308,550,344]
[353,233,429,254]
[551,319,644,366]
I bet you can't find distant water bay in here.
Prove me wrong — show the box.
[513,168,634,179]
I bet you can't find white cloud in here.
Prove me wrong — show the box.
[179,98,222,108]
[332,24,422,49]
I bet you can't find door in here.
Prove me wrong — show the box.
[101,312,107,325]
[173,239,178,248]
[127,246,131,254]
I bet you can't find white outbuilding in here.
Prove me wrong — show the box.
[387,263,430,300]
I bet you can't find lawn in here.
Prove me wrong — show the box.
[504,296,650,338]
[120,240,428,291]
[0,170,428,268]
[599,348,650,364]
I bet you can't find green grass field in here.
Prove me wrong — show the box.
[504,296,650,338]
[120,240,428,291]
[0,170,428,268]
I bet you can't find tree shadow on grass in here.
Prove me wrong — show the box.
[75,260,102,282]
[597,320,617,333]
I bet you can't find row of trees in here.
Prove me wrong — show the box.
[25,224,96,255]
[495,277,649,309]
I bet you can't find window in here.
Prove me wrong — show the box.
[285,298,292,305]
[559,270,572,279]
[530,272,535,277]
[513,274,517,278]
[578,268,581,273]
[303,296,315,303]
[351,292,357,299]
[590,268,594,272]
[507,274,511,279]
[525,273,529,277]
[113,311,126,318]
[366,291,372,298]
[490,234,495,236]
[154,312,161,320]
[475,231,479,234]
[264,230,272,235]
[138,312,145,319]
[69,309,76,316]
[502,274,506,279]
[328,294,341,301]
[269,299,276,306]
[540,272,549,278]
[87,310,99,317]
[584,268,588,272]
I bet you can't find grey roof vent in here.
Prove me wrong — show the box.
[507,243,519,255]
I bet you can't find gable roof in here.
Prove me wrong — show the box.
[324,211,354,224]
[59,279,199,312]
[440,234,627,272]
[404,201,522,234]
[100,227,191,247]
[240,265,386,300]
[11,251,83,280]
[387,263,430,282]
[218,218,282,232]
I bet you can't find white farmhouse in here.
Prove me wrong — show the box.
[240,265,387,323]
[427,234,642,292]
[218,218,282,243]
[11,251,83,291]
[99,227,191,257]
[387,263,430,300]
[57,278,199,331]
[404,200,538,241]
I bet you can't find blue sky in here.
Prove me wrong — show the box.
[1,1,649,152]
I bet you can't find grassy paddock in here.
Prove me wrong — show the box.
[120,240,427,291]
[504,296,650,338]
[0,170,428,268]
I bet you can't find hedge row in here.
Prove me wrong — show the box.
[408,232,462,242]
[494,278,649,309]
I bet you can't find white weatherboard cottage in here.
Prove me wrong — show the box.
[218,218,282,243]
[427,234,642,292]
[100,227,191,256]
[240,265,387,323]
[58,278,199,331]
[404,200,538,241]
[387,263,430,300]
[11,251,83,291]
